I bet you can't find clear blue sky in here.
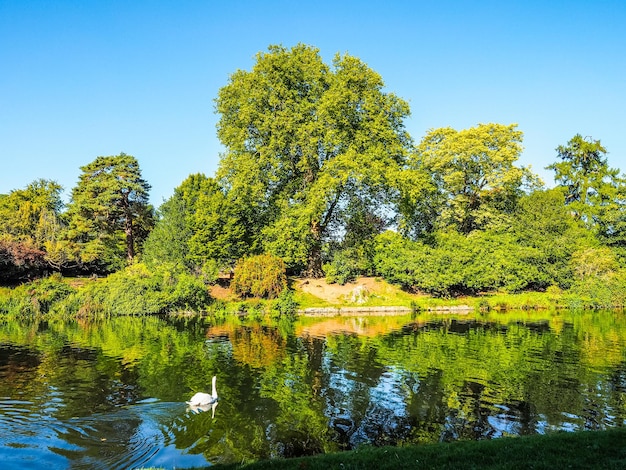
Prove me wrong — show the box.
[1,0,625,205]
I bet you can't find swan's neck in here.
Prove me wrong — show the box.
[211,377,218,398]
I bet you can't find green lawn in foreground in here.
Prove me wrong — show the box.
[212,429,626,470]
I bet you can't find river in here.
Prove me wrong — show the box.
[0,311,625,468]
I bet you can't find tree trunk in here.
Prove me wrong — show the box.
[125,212,135,262]
[306,220,324,277]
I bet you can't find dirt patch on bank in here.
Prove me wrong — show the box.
[209,276,393,303]
[293,277,391,303]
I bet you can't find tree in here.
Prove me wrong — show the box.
[410,123,539,235]
[511,188,594,289]
[65,153,153,271]
[142,173,248,274]
[188,176,248,269]
[141,191,189,270]
[215,44,411,276]
[595,180,626,254]
[0,179,72,276]
[547,134,621,226]
[0,179,64,245]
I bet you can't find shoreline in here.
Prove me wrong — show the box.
[299,304,475,316]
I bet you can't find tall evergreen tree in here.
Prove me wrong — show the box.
[65,153,153,271]
[547,134,621,226]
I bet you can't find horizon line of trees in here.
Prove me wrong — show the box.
[2,44,626,299]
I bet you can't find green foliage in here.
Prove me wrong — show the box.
[511,188,592,289]
[323,249,361,285]
[0,179,64,244]
[547,134,620,226]
[188,176,248,268]
[0,273,75,316]
[232,254,287,299]
[62,264,212,316]
[0,179,71,276]
[216,43,411,276]
[64,153,154,272]
[199,259,220,285]
[407,123,540,235]
[143,174,248,275]
[596,177,626,251]
[548,134,626,257]
[567,247,626,308]
[373,224,580,298]
[142,193,190,270]
[375,185,601,297]
[270,289,299,318]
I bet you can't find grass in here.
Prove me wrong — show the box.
[2,274,621,319]
[292,289,333,309]
[292,277,567,313]
[211,428,626,470]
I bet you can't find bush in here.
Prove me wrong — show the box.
[0,273,75,317]
[373,229,575,297]
[570,269,626,308]
[231,254,287,299]
[270,289,299,318]
[64,264,212,316]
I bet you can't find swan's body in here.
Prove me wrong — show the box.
[187,376,218,406]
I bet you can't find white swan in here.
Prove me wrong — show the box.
[187,375,218,406]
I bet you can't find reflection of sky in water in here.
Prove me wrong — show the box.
[2,313,626,466]
[0,398,212,470]
[324,351,414,448]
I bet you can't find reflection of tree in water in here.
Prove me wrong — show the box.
[2,312,626,466]
[320,333,420,449]
[441,379,498,441]
[231,325,286,369]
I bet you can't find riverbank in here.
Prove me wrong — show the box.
[1,272,624,319]
[288,276,604,314]
[211,428,626,470]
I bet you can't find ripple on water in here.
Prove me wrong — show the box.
[0,395,213,470]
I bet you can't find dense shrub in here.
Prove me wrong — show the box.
[323,254,357,285]
[232,253,286,299]
[270,288,299,318]
[61,264,212,316]
[0,273,75,316]
[569,258,626,308]
[373,229,578,297]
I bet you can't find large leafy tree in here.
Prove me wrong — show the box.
[143,173,208,271]
[215,44,411,276]
[65,153,153,271]
[596,181,626,253]
[409,123,539,235]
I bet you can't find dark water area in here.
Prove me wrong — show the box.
[0,311,625,468]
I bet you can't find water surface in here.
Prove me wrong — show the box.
[0,311,625,468]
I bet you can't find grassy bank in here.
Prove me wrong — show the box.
[292,277,612,313]
[1,272,625,319]
[211,428,626,470]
